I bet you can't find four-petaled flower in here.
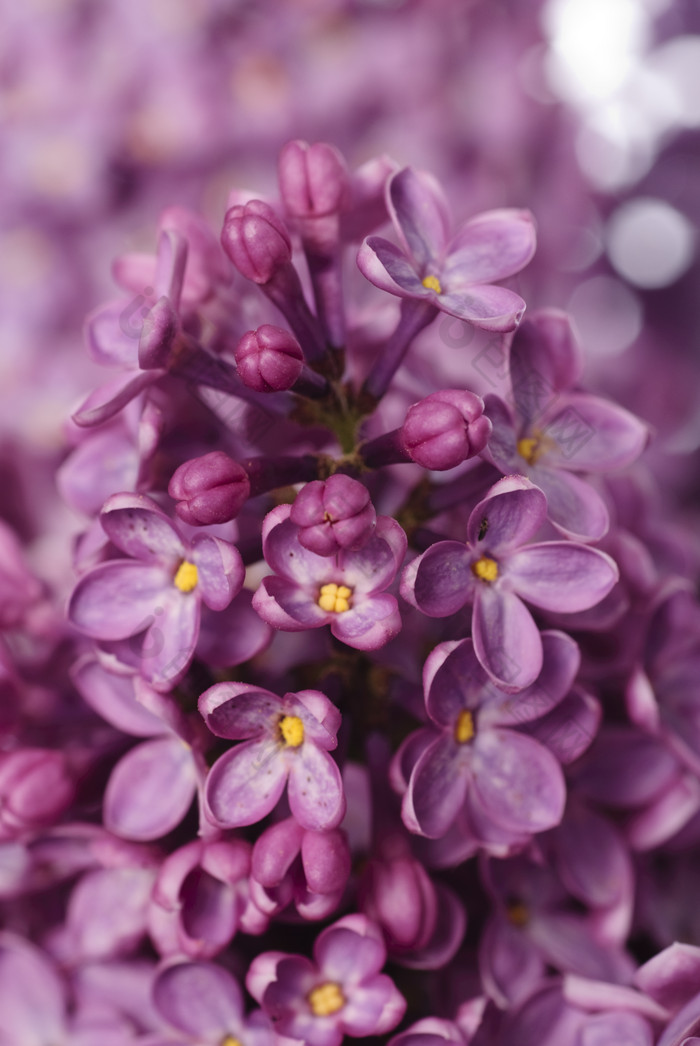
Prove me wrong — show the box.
[357,166,536,332]
[401,476,618,689]
[200,683,345,831]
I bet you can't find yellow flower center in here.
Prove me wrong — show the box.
[454,709,475,744]
[517,430,554,466]
[318,583,352,613]
[421,274,442,294]
[507,902,530,928]
[279,714,305,747]
[173,560,198,592]
[308,982,346,1017]
[220,1037,243,1046]
[471,556,499,582]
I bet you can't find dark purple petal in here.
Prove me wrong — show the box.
[287,744,345,831]
[472,586,543,690]
[486,630,581,727]
[401,542,473,617]
[387,167,451,268]
[471,728,566,834]
[406,735,470,839]
[253,575,330,630]
[196,590,273,667]
[100,493,185,564]
[526,687,601,764]
[510,310,583,419]
[357,237,426,298]
[467,475,547,551]
[444,209,536,284]
[424,639,487,727]
[507,543,619,612]
[152,961,244,1038]
[438,284,526,332]
[200,686,281,740]
[205,739,288,828]
[104,737,197,841]
[480,915,543,1008]
[483,394,520,472]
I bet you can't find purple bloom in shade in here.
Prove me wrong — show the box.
[253,504,406,651]
[479,852,636,1010]
[400,631,575,841]
[148,838,263,961]
[401,475,618,689]
[200,683,345,831]
[483,310,649,541]
[289,475,377,556]
[357,166,536,332]
[169,452,251,527]
[388,1017,468,1046]
[247,913,406,1046]
[71,658,200,842]
[250,816,351,921]
[67,493,244,690]
[151,960,274,1046]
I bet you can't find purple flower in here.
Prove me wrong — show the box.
[484,310,649,540]
[253,503,406,651]
[400,631,575,841]
[358,166,536,332]
[247,914,406,1046]
[199,683,345,831]
[169,452,251,527]
[401,475,618,689]
[68,493,244,690]
[152,960,275,1046]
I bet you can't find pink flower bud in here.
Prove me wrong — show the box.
[278,140,349,218]
[221,200,292,284]
[235,325,304,393]
[290,475,377,556]
[169,452,250,526]
[0,749,75,837]
[400,390,491,470]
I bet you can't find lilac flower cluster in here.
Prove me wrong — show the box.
[2,6,700,1038]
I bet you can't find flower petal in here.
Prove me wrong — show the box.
[205,740,288,828]
[444,209,536,284]
[104,737,197,840]
[387,167,451,268]
[471,728,566,834]
[190,534,244,611]
[68,561,170,640]
[438,284,526,332]
[330,594,402,650]
[287,743,345,830]
[400,542,473,617]
[472,586,543,690]
[538,393,648,473]
[101,493,185,564]
[467,475,547,551]
[357,237,426,298]
[530,467,609,542]
[152,961,244,1039]
[406,734,470,839]
[507,543,619,613]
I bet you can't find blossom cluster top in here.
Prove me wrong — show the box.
[4,139,700,1046]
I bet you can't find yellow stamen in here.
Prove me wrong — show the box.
[308,982,346,1017]
[173,560,198,592]
[220,1037,243,1046]
[507,902,530,928]
[517,436,540,465]
[454,709,475,744]
[318,583,352,613]
[279,715,305,747]
[471,556,499,582]
[421,274,442,294]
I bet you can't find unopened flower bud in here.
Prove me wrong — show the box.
[235,325,304,393]
[400,390,491,470]
[360,854,438,953]
[290,475,376,556]
[278,140,349,219]
[0,749,75,838]
[169,452,250,526]
[221,200,292,284]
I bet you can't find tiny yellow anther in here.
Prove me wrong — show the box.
[471,556,499,582]
[517,436,540,465]
[318,583,352,613]
[173,560,198,592]
[220,1037,243,1046]
[507,902,530,928]
[308,982,346,1017]
[279,715,305,748]
[454,709,475,744]
[421,274,442,294]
